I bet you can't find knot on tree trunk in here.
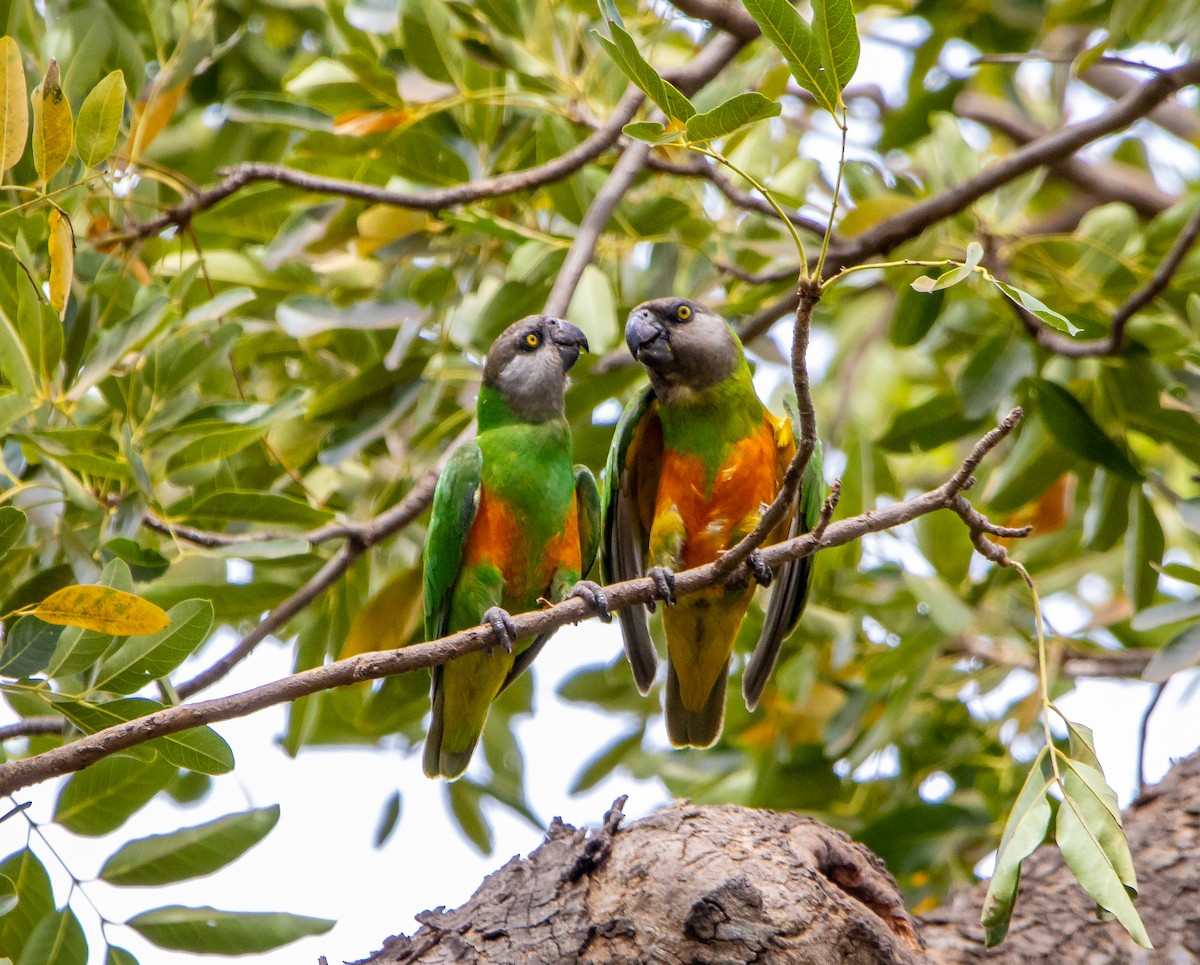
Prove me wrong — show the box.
[356,798,922,964]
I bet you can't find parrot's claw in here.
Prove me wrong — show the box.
[569,580,612,623]
[482,606,518,655]
[647,567,676,610]
[747,550,773,588]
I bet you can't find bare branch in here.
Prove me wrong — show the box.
[954,92,1175,217]
[0,410,1024,798]
[666,0,759,40]
[1083,64,1200,141]
[1005,204,1200,357]
[112,89,646,244]
[830,59,1200,273]
[0,718,67,742]
[545,141,653,318]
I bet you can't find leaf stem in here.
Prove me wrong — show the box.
[691,146,808,276]
[814,108,849,281]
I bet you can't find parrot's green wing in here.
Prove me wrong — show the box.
[423,443,484,642]
[601,386,661,695]
[499,465,602,691]
[576,465,601,579]
[742,399,824,711]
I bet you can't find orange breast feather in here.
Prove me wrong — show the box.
[657,421,779,570]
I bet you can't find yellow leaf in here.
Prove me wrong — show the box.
[355,205,430,254]
[0,36,28,173]
[31,59,73,184]
[35,585,171,636]
[837,193,917,237]
[340,568,424,659]
[48,208,74,317]
[332,108,412,136]
[125,80,187,163]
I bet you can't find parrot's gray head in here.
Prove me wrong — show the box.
[625,298,739,400]
[482,315,589,421]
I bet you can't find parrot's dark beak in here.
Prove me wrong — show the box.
[625,309,670,366]
[547,318,589,372]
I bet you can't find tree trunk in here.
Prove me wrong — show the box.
[352,752,1200,964]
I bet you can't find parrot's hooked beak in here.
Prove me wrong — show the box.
[547,318,590,372]
[625,308,670,366]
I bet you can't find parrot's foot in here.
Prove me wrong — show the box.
[482,607,518,655]
[645,566,676,612]
[568,580,612,623]
[747,550,773,588]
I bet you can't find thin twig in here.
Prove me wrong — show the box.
[0,718,67,742]
[1005,204,1200,356]
[1136,682,1167,798]
[0,411,1025,797]
[174,466,442,699]
[109,89,646,244]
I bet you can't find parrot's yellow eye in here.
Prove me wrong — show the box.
[676,304,692,321]
[524,332,541,348]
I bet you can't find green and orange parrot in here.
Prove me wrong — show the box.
[602,297,824,748]
[422,315,606,779]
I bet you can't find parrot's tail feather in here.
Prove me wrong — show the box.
[665,659,727,748]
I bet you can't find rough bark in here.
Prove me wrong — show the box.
[355,798,921,964]
[352,752,1200,964]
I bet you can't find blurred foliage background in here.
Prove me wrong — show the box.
[0,0,1198,959]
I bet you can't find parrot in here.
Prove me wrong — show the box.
[602,297,824,748]
[421,315,606,779]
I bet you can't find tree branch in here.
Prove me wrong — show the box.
[1004,203,1200,357]
[111,89,646,244]
[0,410,1023,798]
[954,92,1175,217]
[1082,64,1200,141]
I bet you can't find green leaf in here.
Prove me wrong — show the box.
[105,946,139,965]
[224,92,332,131]
[0,616,62,677]
[1030,379,1141,481]
[595,21,695,121]
[101,538,170,581]
[99,805,280,886]
[990,278,1082,335]
[901,571,973,634]
[1082,471,1131,552]
[891,285,944,347]
[878,393,987,452]
[126,906,334,955]
[447,779,493,854]
[16,280,62,385]
[1125,492,1164,611]
[0,505,26,555]
[0,873,17,918]
[684,92,780,142]
[53,753,176,836]
[741,0,837,114]
[16,907,86,965]
[570,728,643,794]
[90,600,213,694]
[170,490,333,528]
[1129,598,1200,631]
[75,70,126,167]
[812,0,860,96]
[373,791,402,849]
[1143,624,1200,682]
[166,424,269,474]
[621,121,684,145]
[0,850,54,960]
